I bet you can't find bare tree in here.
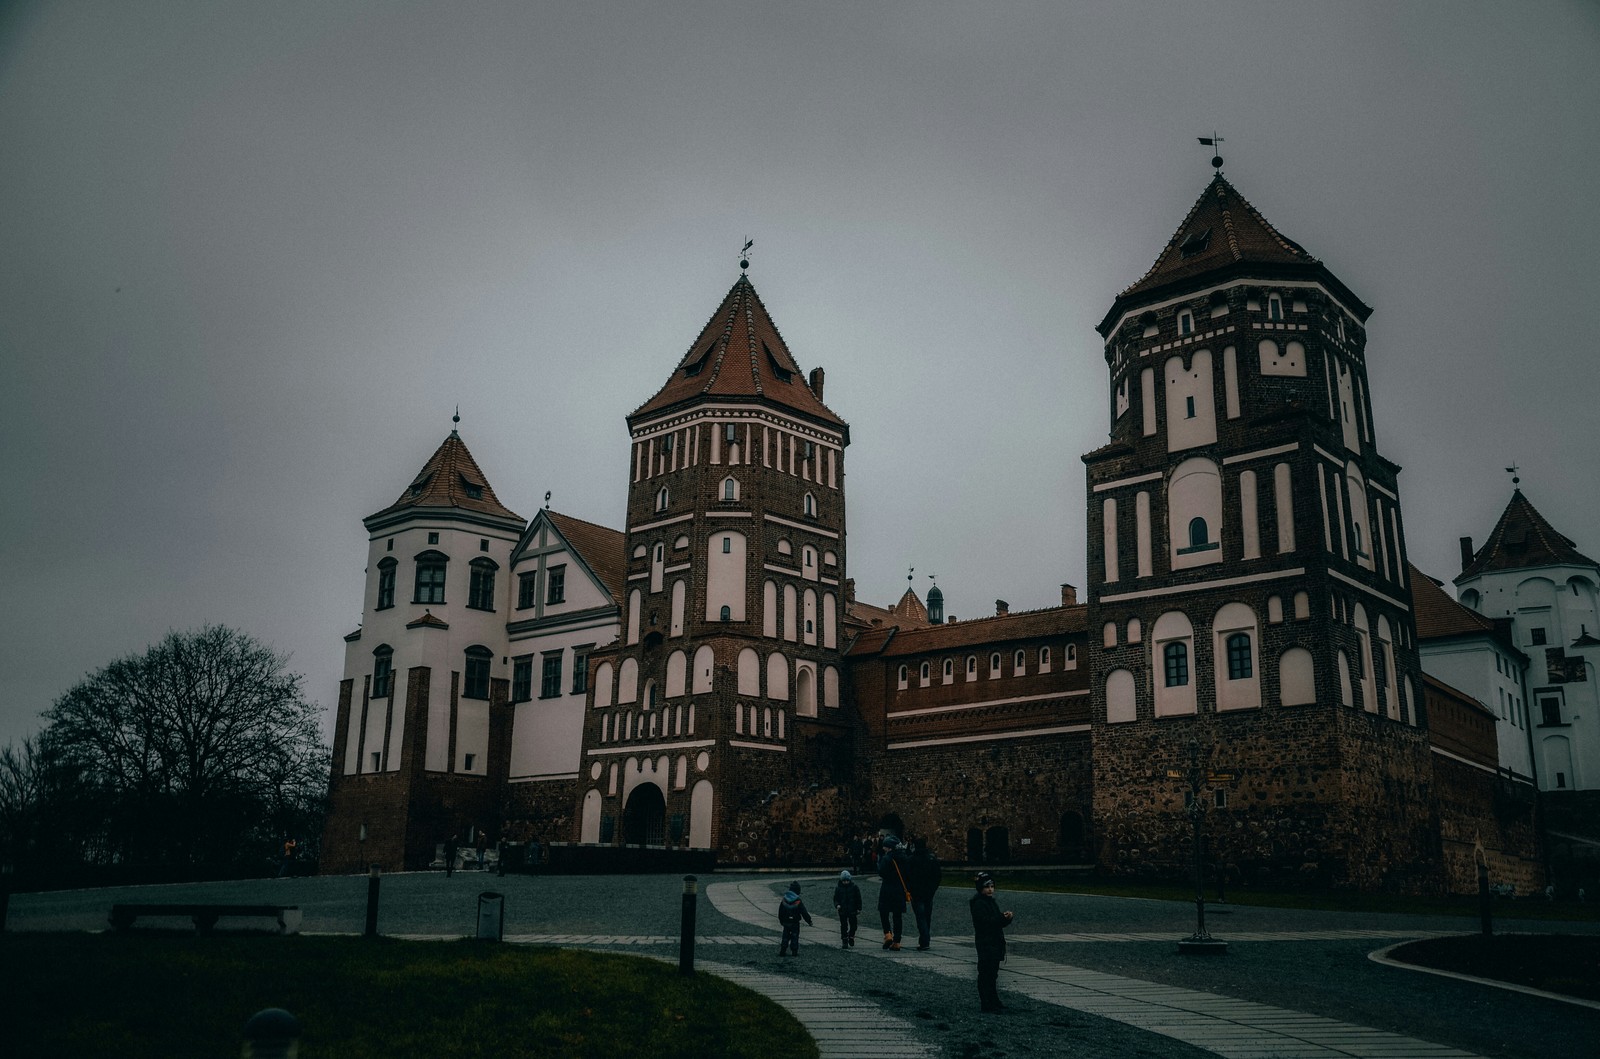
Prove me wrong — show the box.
[44,625,327,870]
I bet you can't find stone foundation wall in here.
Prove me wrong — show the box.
[1432,752,1543,895]
[503,777,580,846]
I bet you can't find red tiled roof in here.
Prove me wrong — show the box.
[846,596,931,632]
[368,430,523,524]
[545,510,626,606]
[1098,175,1370,336]
[629,275,846,429]
[1409,564,1496,641]
[892,588,930,625]
[1458,489,1598,580]
[848,605,1086,657]
[1422,673,1496,720]
[406,612,450,630]
[1121,174,1315,300]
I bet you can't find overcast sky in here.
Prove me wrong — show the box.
[3,1,1597,749]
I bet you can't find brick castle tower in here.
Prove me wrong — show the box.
[574,274,857,862]
[1084,174,1440,890]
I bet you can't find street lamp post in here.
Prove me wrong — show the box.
[1178,740,1227,955]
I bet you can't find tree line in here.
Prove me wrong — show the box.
[0,626,328,887]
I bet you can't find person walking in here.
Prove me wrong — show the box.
[877,835,910,950]
[908,839,942,950]
[777,882,813,956]
[474,829,488,871]
[833,869,863,947]
[969,871,1014,1013]
[276,836,297,878]
[444,833,459,877]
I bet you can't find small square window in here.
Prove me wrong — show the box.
[479,539,488,552]
[428,532,439,545]
[1531,628,1547,645]
[464,753,475,771]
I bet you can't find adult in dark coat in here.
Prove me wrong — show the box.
[877,835,910,949]
[969,871,1014,1012]
[907,841,942,949]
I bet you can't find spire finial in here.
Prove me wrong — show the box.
[1198,132,1225,172]
[739,237,753,272]
[452,404,461,433]
[907,565,915,583]
[1505,463,1520,488]
[544,490,551,510]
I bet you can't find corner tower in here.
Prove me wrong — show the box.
[576,275,853,862]
[1084,175,1438,891]
[324,427,526,872]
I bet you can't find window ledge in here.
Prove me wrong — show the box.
[1537,721,1570,728]
[1176,542,1220,555]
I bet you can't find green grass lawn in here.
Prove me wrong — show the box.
[0,934,817,1059]
[1388,934,1600,1001]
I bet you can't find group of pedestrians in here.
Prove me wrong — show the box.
[778,833,1017,1013]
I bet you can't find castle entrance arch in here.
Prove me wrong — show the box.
[966,827,983,863]
[984,826,1010,863]
[622,782,666,846]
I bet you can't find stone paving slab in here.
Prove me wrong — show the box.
[707,879,1487,1059]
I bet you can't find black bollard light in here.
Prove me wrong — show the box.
[365,864,381,938]
[242,1007,300,1059]
[679,874,698,976]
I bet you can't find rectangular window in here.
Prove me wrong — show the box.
[1531,628,1547,645]
[1185,395,1196,418]
[427,532,439,545]
[463,753,475,771]
[371,751,381,771]
[463,653,491,699]
[1226,634,1253,680]
[1178,310,1194,335]
[1164,642,1189,687]
[512,656,533,702]
[546,566,566,605]
[1213,788,1228,809]
[722,537,731,554]
[571,651,590,695]
[468,564,496,610]
[541,653,563,698]
[1540,696,1562,726]
[372,655,393,699]
[415,560,446,604]
[377,564,396,610]
[517,572,536,609]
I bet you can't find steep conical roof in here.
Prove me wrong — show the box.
[1099,174,1369,335]
[1458,489,1597,580]
[630,275,846,429]
[366,429,522,524]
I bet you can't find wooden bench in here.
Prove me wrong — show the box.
[108,903,302,934]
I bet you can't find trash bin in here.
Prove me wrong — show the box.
[476,891,504,941]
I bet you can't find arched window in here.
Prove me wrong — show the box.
[720,605,731,621]
[1188,517,1210,549]
[919,661,930,687]
[463,645,493,700]
[803,492,816,517]
[656,486,669,511]
[467,557,497,610]
[371,645,393,698]
[722,477,738,501]
[966,655,977,678]
[1039,646,1052,671]
[1163,642,1189,687]
[414,550,448,604]
[897,664,908,690]
[1013,649,1026,675]
[376,558,397,610]
[1226,633,1253,679]
[942,658,954,682]
[989,652,1001,676]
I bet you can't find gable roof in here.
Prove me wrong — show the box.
[367,429,522,525]
[847,604,1087,658]
[1457,489,1598,581]
[629,275,847,431]
[1410,563,1497,641]
[544,510,627,605]
[1098,174,1370,335]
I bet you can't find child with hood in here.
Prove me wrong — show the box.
[777,881,813,956]
[833,870,863,948]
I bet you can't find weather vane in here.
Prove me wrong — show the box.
[452,404,461,429]
[907,565,915,583]
[544,490,552,509]
[740,238,754,272]
[928,572,938,585]
[1505,463,1520,488]
[1198,133,1225,172]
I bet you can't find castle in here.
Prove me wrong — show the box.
[322,173,1556,893]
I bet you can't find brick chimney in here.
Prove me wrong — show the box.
[1459,536,1474,572]
[1061,583,1078,606]
[995,599,1009,617]
[809,366,825,402]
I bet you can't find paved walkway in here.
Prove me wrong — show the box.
[706,878,1487,1059]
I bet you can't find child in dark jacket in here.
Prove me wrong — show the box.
[833,870,863,948]
[777,882,813,956]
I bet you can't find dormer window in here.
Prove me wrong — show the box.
[463,481,483,500]
[682,349,709,377]
[1177,310,1194,335]
[764,342,793,383]
[409,474,431,497]
[1179,227,1211,258]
